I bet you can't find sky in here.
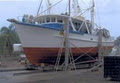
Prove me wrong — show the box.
[0,0,120,38]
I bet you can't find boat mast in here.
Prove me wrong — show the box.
[46,0,51,14]
[68,0,71,16]
[91,0,95,32]
[73,0,81,16]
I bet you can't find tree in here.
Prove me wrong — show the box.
[0,24,20,56]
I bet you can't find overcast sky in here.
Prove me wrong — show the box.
[0,0,120,38]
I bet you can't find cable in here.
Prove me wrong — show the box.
[81,0,89,8]
[38,0,64,15]
[95,0,101,29]
[37,0,43,16]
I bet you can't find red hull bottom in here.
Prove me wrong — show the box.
[23,46,113,66]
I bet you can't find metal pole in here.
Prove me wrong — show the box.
[69,0,71,16]
[47,0,51,14]
[91,0,95,33]
[64,17,69,71]
[98,28,102,61]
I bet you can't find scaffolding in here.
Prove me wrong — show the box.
[54,0,104,71]
[54,17,76,71]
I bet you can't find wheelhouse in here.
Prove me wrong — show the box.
[34,14,92,34]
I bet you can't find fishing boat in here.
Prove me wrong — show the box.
[8,0,114,66]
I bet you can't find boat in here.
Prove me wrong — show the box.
[8,0,114,66]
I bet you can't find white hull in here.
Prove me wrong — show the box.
[14,23,114,48]
[12,22,114,65]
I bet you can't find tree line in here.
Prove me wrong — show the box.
[0,24,20,56]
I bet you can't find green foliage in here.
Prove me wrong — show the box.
[0,24,20,56]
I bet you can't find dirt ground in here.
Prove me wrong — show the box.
[0,56,119,83]
[0,55,24,70]
[0,68,119,83]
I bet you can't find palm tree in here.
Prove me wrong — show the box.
[0,24,20,56]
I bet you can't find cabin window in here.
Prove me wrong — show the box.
[74,22,77,28]
[57,18,63,23]
[51,17,56,22]
[73,22,81,31]
[76,23,79,30]
[46,18,50,22]
[77,23,81,30]
[69,26,73,31]
[78,23,80,27]
[75,22,77,26]
[38,20,41,24]
[42,20,45,23]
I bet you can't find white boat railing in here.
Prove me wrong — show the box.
[17,16,23,22]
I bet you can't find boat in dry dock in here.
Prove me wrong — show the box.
[8,0,114,66]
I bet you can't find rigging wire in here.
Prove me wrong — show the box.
[65,2,68,13]
[38,0,64,15]
[81,0,89,8]
[80,7,92,16]
[37,0,43,16]
[95,1,101,28]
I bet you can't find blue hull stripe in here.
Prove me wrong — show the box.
[15,22,84,35]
